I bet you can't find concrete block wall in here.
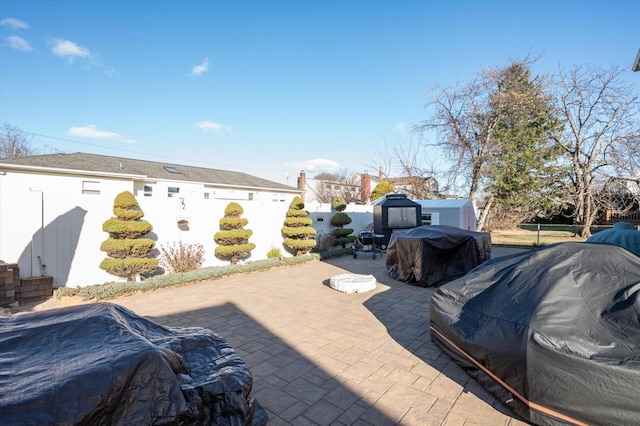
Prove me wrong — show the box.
[0,264,53,304]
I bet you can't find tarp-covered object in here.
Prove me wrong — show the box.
[386,225,491,287]
[0,303,267,425]
[586,221,640,256]
[430,243,640,425]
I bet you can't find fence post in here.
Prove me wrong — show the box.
[537,223,541,246]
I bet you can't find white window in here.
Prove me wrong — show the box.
[204,192,210,199]
[168,187,180,197]
[143,185,153,197]
[82,180,100,195]
[248,192,254,201]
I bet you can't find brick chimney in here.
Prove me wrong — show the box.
[298,170,306,202]
[361,173,371,204]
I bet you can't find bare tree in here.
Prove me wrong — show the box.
[417,58,561,230]
[553,65,640,237]
[0,123,37,158]
[371,136,441,200]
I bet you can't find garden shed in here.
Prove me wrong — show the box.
[416,199,477,231]
[373,194,422,247]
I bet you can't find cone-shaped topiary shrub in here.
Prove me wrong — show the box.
[214,202,256,264]
[100,191,158,281]
[282,196,317,255]
[330,196,356,248]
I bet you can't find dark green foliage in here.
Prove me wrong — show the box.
[485,62,563,227]
[99,191,158,281]
[330,196,355,248]
[282,196,317,255]
[330,212,352,227]
[332,228,353,238]
[214,202,255,264]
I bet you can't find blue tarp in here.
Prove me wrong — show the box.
[587,221,640,256]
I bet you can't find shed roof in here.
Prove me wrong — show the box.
[415,199,473,209]
[0,152,299,192]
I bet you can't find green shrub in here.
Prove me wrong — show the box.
[102,218,153,239]
[100,238,155,259]
[330,196,356,248]
[282,196,317,256]
[99,191,157,281]
[99,258,159,279]
[266,245,282,259]
[370,181,395,201]
[214,202,255,264]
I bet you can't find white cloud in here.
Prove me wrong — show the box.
[197,120,231,133]
[50,38,94,62]
[104,67,121,77]
[191,58,209,76]
[67,124,135,143]
[286,158,342,173]
[394,122,408,132]
[0,18,29,30]
[7,35,31,51]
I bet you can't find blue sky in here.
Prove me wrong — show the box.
[1,0,638,186]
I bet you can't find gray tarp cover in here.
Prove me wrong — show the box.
[430,243,640,425]
[386,225,491,287]
[0,303,267,425]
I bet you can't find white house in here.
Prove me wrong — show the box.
[0,153,301,288]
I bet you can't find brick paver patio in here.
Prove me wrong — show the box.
[92,247,530,425]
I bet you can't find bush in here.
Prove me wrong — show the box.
[314,233,336,252]
[214,202,255,264]
[100,238,155,259]
[57,254,322,301]
[266,245,282,259]
[160,242,205,273]
[99,191,157,281]
[99,258,159,279]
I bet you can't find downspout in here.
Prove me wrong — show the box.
[29,188,44,276]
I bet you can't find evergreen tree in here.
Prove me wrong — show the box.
[214,202,256,264]
[330,196,356,247]
[282,196,317,255]
[99,191,158,281]
[370,181,395,201]
[484,62,563,227]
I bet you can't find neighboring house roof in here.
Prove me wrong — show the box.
[0,152,299,192]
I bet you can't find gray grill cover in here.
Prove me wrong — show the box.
[431,243,640,425]
[386,225,491,287]
[0,302,267,425]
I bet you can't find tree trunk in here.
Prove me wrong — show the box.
[577,223,591,239]
[476,194,494,232]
